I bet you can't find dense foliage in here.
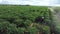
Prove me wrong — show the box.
[0,5,50,34]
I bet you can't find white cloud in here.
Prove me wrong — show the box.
[1,0,22,4]
[49,0,60,6]
[0,0,60,6]
[0,0,2,3]
[29,0,49,6]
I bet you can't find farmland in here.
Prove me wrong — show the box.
[0,5,58,34]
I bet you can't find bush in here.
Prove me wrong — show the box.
[42,26,50,34]
[17,28,26,34]
[28,27,38,34]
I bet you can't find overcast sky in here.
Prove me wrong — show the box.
[0,0,60,6]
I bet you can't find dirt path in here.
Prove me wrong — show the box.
[48,7,60,34]
[50,7,60,32]
[55,12,60,26]
[48,7,60,26]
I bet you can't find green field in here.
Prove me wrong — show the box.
[0,5,57,34]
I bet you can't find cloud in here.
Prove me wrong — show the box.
[49,0,60,6]
[55,0,60,4]
[0,0,22,4]
[0,0,60,6]
[0,0,2,3]
[28,0,49,5]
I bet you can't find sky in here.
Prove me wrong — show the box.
[0,0,60,6]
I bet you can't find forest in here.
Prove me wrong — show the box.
[0,5,59,34]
